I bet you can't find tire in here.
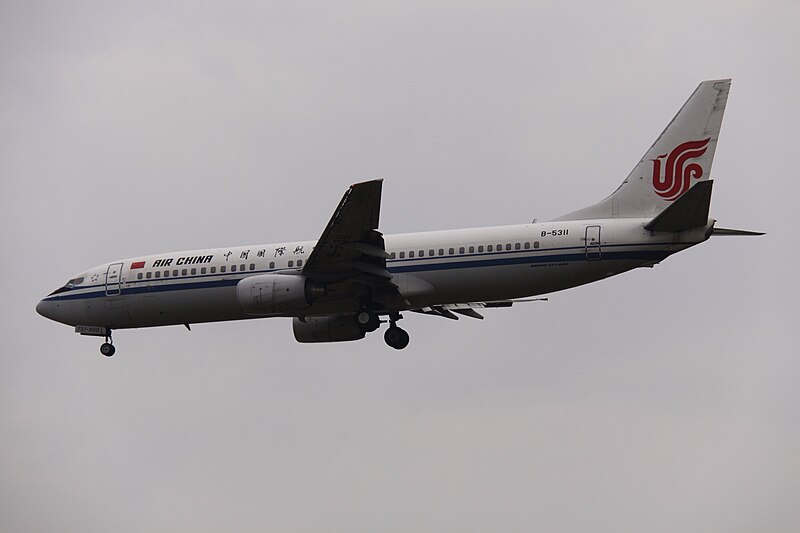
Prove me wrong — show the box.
[100,343,116,357]
[384,327,409,350]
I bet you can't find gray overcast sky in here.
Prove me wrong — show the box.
[2,1,798,531]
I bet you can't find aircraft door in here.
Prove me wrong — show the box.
[585,226,601,260]
[105,262,123,296]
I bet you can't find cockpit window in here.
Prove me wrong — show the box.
[48,276,86,296]
[66,277,84,288]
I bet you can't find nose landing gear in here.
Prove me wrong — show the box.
[100,331,115,357]
[74,326,117,357]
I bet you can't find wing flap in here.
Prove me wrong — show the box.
[342,260,392,279]
[411,298,548,320]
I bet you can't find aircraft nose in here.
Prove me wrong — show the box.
[36,299,58,322]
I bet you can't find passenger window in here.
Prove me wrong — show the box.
[210,267,216,273]
[173,270,178,277]
[297,260,302,267]
[524,242,530,249]
[288,260,294,267]
[506,244,512,250]
[269,262,275,269]
[469,246,475,253]
[429,249,434,256]
[164,270,170,278]
[448,248,454,255]
[419,250,424,257]
[488,245,493,252]
[534,241,540,249]
[250,263,255,270]
[515,243,521,250]
[390,252,396,259]
[409,251,415,258]
[155,271,161,278]
[240,264,245,271]
[191,268,197,275]
[438,248,444,255]
[221,266,227,273]
[497,243,502,250]
[231,265,237,272]
[137,273,143,280]
[146,272,152,279]
[399,252,405,258]
[201,267,207,274]
[182,269,187,276]
[478,245,484,252]
[459,247,465,254]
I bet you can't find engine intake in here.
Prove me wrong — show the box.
[293,316,365,343]
[237,274,318,315]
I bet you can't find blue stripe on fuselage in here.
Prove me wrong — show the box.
[43,246,672,302]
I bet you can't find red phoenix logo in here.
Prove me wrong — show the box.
[651,138,710,201]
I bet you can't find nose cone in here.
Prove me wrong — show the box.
[37,297,82,326]
[36,298,70,324]
[36,299,55,320]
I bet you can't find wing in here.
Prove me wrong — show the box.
[302,179,405,305]
[411,298,548,320]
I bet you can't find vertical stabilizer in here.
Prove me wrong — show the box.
[555,79,730,221]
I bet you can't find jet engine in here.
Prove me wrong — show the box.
[237,273,323,315]
[293,316,366,343]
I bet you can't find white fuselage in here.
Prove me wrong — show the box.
[36,218,711,330]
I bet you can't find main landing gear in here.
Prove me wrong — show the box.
[354,310,410,350]
[383,313,409,350]
[100,331,115,357]
[355,309,381,333]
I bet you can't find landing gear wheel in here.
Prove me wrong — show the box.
[384,327,410,350]
[355,310,380,332]
[100,343,116,357]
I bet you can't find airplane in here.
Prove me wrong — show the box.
[36,79,762,356]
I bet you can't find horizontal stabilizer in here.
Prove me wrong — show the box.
[712,227,765,236]
[644,180,713,232]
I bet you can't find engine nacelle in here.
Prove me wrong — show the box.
[237,273,314,315]
[293,316,365,343]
